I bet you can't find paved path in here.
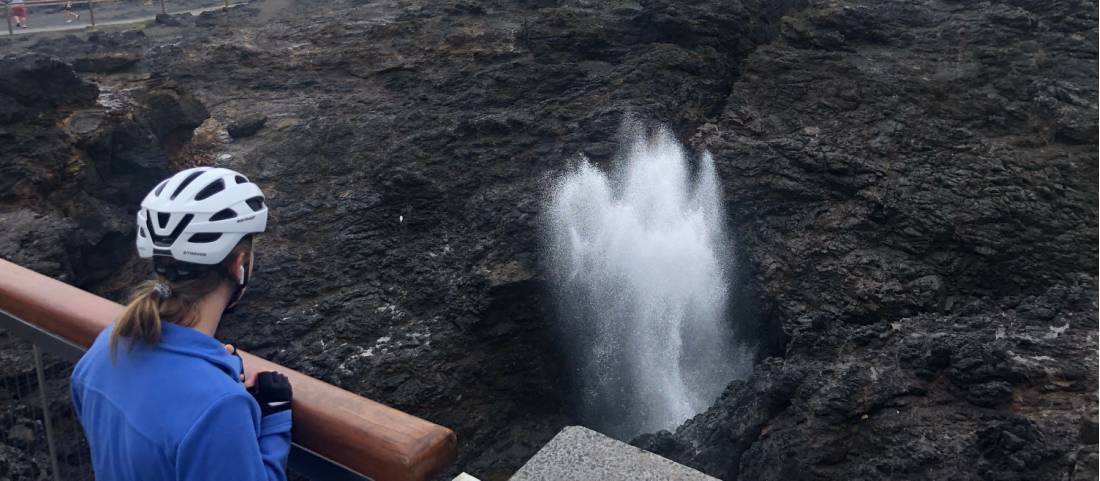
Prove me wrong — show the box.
[510,426,719,481]
[5,2,245,35]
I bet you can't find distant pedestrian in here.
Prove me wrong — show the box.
[63,1,79,24]
[10,0,28,28]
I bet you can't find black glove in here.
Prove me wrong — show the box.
[248,371,293,417]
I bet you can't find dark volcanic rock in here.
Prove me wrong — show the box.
[0,53,97,110]
[0,54,208,284]
[155,12,193,27]
[638,285,1098,480]
[0,210,80,281]
[194,10,222,28]
[227,113,268,138]
[635,1,1098,480]
[0,1,1096,480]
[72,54,140,73]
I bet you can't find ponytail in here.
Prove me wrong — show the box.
[110,237,253,358]
[110,280,165,356]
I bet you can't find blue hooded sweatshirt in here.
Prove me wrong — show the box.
[71,322,292,481]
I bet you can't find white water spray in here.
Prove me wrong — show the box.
[546,126,751,439]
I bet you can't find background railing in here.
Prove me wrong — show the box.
[3,0,236,35]
[0,322,92,481]
[0,258,457,481]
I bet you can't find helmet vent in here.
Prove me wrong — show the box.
[154,180,168,196]
[139,227,147,238]
[170,171,205,200]
[148,214,194,247]
[234,175,247,184]
[157,212,170,229]
[210,208,237,222]
[246,196,265,212]
[195,179,225,201]
[189,233,222,243]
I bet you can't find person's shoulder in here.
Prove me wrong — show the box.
[72,326,114,379]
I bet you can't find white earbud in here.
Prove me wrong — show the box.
[238,266,246,285]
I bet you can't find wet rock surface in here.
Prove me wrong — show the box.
[0,0,1096,480]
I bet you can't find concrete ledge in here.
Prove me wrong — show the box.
[510,426,718,481]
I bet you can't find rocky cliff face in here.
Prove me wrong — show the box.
[0,0,1095,480]
[634,1,1099,480]
[0,52,209,285]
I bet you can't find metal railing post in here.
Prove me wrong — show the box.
[160,0,165,14]
[87,0,95,28]
[224,0,229,10]
[6,5,12,35]
[33,345,63,481]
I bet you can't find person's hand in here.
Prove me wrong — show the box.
[248,371,293,417]
[223,345,292,415]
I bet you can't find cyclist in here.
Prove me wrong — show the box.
[71,167,293,480]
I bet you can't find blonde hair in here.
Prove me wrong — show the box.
[110,237,253,356]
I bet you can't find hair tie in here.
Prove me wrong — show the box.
[153,282,172,299]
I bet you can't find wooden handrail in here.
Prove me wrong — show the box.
[0,258,457,481]
[7,0,114,6]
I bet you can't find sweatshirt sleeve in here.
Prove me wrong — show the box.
[177,392,292,481]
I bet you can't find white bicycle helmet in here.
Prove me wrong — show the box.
[136,167,267,269]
